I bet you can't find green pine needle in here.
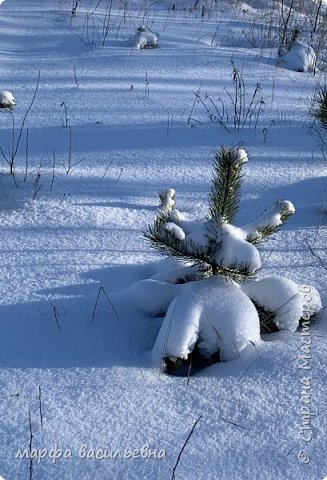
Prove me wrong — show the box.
[209,146,244,223]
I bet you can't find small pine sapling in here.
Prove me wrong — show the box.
[145,145,295,283]
[130,146,321,375]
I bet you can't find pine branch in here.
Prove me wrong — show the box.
[145,146,291,285]
[209,146,247,223]
[243,200,295,245]
[145,224,210,268]
[145,224,256,282]
[211,260,259,283]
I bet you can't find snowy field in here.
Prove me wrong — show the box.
[0,0,326,479]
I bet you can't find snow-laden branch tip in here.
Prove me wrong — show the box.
[159,189,175,212]
[243,200,295,244]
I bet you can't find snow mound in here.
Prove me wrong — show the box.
[152,277,260,365]
[242,276,322,332]
[124,279,182,317]
[297,283,322,317]
[0,91,15,107]
[134,27,158,49]
[282,41,316,72]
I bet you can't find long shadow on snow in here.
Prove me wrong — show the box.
[0,122,219,158]
[239,176,327,229]
[0,262,162,369]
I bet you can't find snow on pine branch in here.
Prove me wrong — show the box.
[145,146,294,282]
[243,200,295,245]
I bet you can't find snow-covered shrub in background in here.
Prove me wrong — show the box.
[127,146,322,374]
[133,26,158,50]
[282,40,316,72]
[310,85,327,129]
[0,91,15,108]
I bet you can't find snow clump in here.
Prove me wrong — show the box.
[0,91,15,107]
[134,26,158,49]
[283,41,316,72]
[242,276,322,332]
[151,277,261,366]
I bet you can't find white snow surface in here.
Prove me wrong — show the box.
[121,278,183,317]
[0,1,326,479]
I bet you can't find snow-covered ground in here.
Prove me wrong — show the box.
[0,1,326,479]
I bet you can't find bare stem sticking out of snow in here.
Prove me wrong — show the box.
[92,286,120,322]
[171,415,202,480]
[28,411,34,480]
[0,71,40,180]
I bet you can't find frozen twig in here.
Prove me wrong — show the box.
[171,415,202,480]
[92,286,120,322]
[28,411,34,480]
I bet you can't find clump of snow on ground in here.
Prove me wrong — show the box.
[152,277,261,365]
[0,91,15,107]
[282,41,316,72]
[242,276,321,332]
[133,27,158,49]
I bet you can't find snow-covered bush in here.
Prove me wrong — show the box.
[193,63,264,131]
[282,40,316,72]
[133,26,158,50]
[0,91,15,108]
[131,146,322,374]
